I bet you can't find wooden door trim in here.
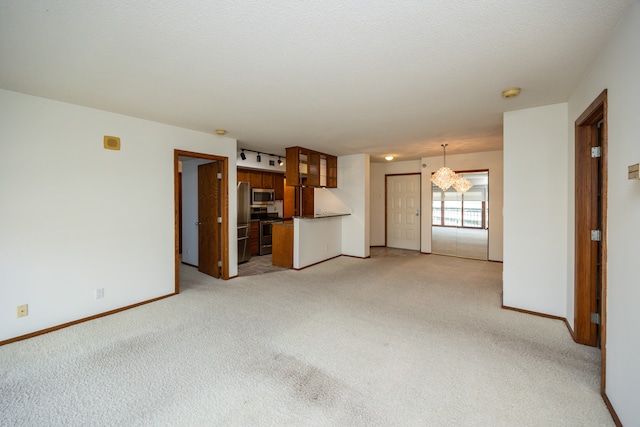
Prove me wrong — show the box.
[174,150,230,294]
[574,89,607,392]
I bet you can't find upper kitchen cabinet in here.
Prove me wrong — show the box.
[249,170,263,189]
[237,169,251,184]
[261,172,274,189]
[285,147,337,188]
[274,174,284,200]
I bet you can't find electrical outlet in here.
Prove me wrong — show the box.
[95,288,104,300]
[17,304,28,318]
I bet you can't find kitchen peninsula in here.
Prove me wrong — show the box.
[272,213,350,270]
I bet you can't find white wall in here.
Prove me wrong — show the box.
[236,150,286,172]
[0,89,238,342]
[566,2,640,423]
[341,154,370,257]
[421,151,503,261]
[293,217,342,268]
[313,154,370,258]
[503,103,568,316]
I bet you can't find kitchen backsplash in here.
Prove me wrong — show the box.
[267,200,283,218]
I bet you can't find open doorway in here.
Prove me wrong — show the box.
[174,150,230,293]
[431,170,488,260]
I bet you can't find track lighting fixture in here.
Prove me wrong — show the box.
[238,148,285,166]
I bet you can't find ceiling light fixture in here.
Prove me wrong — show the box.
[385,155,394,161]
[215,129,227,135]
[452,174,473,194]
[430,144,458,191]
[502,87,521,98]
[238,148,285,165]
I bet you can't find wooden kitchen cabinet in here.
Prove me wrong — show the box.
[274,174,284,200]
[285,146,337,188]
[250,220,259,256]
[249,170,263,189]
[237,169,251,183]
[272,223,294,269]
[238,168,285,194]
[261,173,274,189]
[326,155,337,188]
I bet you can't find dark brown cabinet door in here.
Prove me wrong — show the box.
[302,187,315,216]
[250,221,259,256]
[249,170,263,189]
[261,173,274,189]
[237,169,251,183]
[274,174,284,200]
[286,147,302,186]
[327,155,338,188]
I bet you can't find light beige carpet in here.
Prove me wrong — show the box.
[0,252,612,426]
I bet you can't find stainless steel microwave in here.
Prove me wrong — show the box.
[251,188,275,205]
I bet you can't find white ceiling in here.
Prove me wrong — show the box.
[0,1,632,162]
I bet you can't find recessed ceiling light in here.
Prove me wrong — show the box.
[215,129,227,135]
[385,155,394,161]
[502,87,521,98]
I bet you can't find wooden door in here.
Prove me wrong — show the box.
[575,89,607,350]
[386,174,421,250]
[198,162,221,278]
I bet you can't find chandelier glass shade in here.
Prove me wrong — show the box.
[431,144,457,191]
[430,144,474,193]
[452,175,473,193]
[431,166,457,191]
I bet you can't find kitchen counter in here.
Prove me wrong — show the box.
[293,212,351,219]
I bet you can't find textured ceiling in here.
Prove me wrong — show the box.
[0,1,632,162]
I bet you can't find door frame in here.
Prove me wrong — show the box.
[574,89,608,390]
[174,149,230,292]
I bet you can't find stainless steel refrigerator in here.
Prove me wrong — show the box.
[237,181,251,263]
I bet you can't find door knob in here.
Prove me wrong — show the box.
[196,221,202,226]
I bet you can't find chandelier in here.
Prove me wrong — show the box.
[430,144,474,193]
[453,174,473,193]
[430,144,457,191]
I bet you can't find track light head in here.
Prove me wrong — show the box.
[256,153,261,162]
[240,150,246,160]
[278,157,283,166]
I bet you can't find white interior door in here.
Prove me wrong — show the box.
[386,174,421,250]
